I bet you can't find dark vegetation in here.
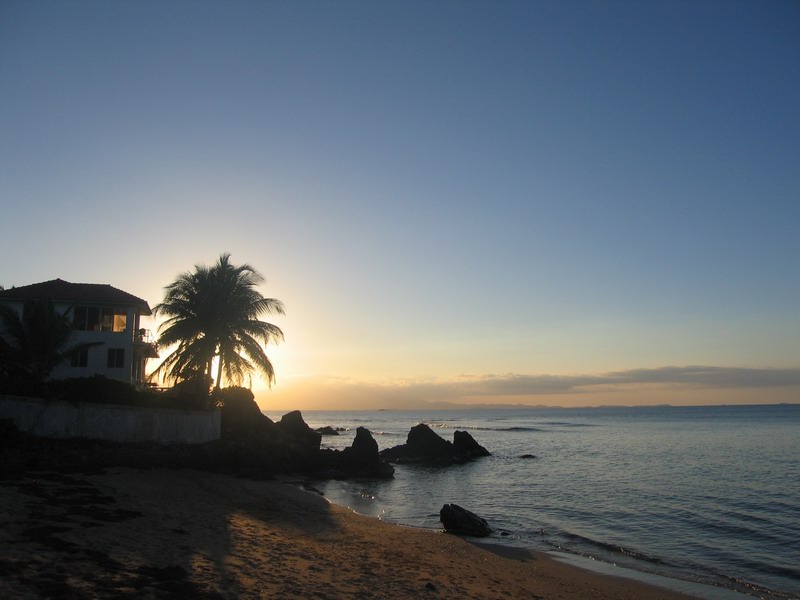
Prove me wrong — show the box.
[1,374,213,411]
[152,253,284,389]
[0,386,396,480]
[0,258,487,483]
[0,298,103,398]
[0,385,491,481]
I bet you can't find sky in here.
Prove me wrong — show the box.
[1,0,799,410]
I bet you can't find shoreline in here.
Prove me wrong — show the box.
[322,501,751,600]
[470,543,749,600]
[541,550,751,600]
[0,467,707,599]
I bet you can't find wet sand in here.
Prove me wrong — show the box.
[0,468,697,599]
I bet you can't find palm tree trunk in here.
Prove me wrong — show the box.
[215,354,223,390]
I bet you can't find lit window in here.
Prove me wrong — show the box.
[113,310,127,332]
[73,306,126,332]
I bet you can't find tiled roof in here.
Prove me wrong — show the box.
[0,279,152,315]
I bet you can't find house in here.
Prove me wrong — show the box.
[0,279,158,387]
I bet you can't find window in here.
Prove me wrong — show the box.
[73,306,126,332]
[70,348,88,367]
[72,306,100,331]
[113,311,127,332]
[107,348,124,368]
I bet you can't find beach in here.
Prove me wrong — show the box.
[0,468,697,599]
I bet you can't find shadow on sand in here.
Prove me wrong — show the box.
[0,468,339,597]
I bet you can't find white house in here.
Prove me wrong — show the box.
[0,279,158,387]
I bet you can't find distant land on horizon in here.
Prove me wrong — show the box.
[263,401,799,413]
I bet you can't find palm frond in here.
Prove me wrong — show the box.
[154,254,284,389]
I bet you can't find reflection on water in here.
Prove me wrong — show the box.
[282,405,800,599]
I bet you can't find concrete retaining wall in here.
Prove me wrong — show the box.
[0,395,220,444]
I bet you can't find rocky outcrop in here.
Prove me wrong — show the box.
[321,427,394,479]
[216,393,323,475]
[217,387,276,440]
[440,504,492,537]
[379,424,490,465]
[315,426,340,436]
[2,388,394,480]
[453,430,490,458]
[346,426,380,459]
[275,410,322,451]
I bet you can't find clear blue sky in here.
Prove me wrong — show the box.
[2,0,798,408]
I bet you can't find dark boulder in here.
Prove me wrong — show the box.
[342,427,394,478]
[379,424,490,465]
[440,504,492,537]
[347,426,379,459]
[321,427,394,478]
[315,426,340,436]
[519,454,537,459]
[406,423,454,457]
[274,411,322,451]
[453,430,490,458]
[216,387,276,440]
[379,423,452,464]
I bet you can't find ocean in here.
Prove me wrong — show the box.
[267,404,800,599]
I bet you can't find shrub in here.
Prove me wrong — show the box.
[46,375,212,411]
[49,375,153,406]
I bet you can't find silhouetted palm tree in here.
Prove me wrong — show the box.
[153,254,284,389]
[0,298,97,388]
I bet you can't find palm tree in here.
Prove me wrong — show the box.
[152,254,285,390]
[0,298,98,389]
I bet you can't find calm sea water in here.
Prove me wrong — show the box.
[268,405,800,599]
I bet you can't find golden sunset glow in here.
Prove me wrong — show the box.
[3,1,798,412]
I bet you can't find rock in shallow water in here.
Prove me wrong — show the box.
[379,424,491,465]
[453,430,490,458]
[320,427,395,479]
[315,426,340,436]
[439,503,492,537]
[276,411,322,450]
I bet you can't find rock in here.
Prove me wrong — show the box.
[407,423,454,456]
[348,426,379,459]
[519,454,537,459]
[322,427,394,478]
[452,430,490,458]
[275,411,322,451]
[439,504,492,537]
[379,423,451,464]
[315,426,340,436]
[379,424,490,465]
[217,387,276,440]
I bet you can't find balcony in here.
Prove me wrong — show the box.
[133,328,159,358]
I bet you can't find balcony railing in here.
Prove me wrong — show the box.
[135,328,156,344]
[134,328,159,359]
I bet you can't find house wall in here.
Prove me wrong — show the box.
[0,395,220,444]
[50,303,137,383]
[0,299,142,385]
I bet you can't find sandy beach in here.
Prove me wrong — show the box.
[0,467,702,599]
